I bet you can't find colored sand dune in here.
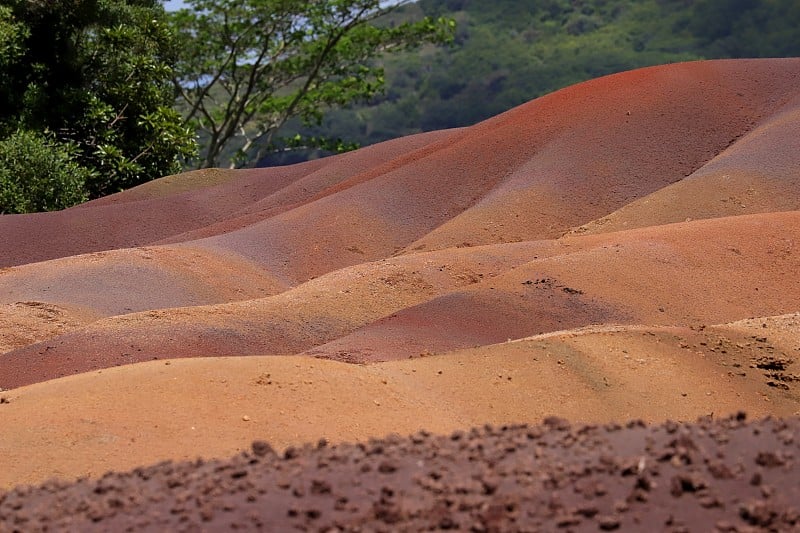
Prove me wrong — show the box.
[1,59,799,529]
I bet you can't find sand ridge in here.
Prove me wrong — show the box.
[571,93,800,235]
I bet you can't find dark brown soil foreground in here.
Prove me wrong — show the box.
[1,414,797,532]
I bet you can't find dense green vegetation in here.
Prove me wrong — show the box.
[262,0,800,165]
[0,0,196,211]
[0,130,91,213]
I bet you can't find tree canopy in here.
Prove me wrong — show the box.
[170,0,454,168]
[0,0,453,210]
[0,0,196,208]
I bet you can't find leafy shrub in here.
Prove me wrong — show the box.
[2,0,196,201]
[0,130,91,214]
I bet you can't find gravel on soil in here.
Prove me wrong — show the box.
[1,413,798,532]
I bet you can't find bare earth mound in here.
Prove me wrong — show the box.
[1,59,799,527]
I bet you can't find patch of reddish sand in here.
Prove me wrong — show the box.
[0,59,799,492]
[571,93,800,235]
[0,130,451,268]
[0,245,285,318]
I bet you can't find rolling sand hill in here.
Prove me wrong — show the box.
[1,59,799,528]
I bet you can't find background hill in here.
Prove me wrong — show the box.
[260,0,800,165]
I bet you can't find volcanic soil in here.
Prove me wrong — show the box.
[1,59,799,528]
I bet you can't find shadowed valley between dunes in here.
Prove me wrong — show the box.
[1,59,799,507]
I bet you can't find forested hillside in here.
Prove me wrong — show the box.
[261,0,800,165]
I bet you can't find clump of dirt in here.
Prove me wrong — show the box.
[0,302,95,354]
[310,349,371,364]
[522,277,584,295]
[1,414,798,531]
[748,342,799,391]
[753,356,800,390]
[688,327,800,393]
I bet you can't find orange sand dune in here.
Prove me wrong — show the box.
[2,59,797,276]
[1,59,799,490]
[0,130,451,268]
[174,59,800,282]
[309,209,800,360]
[0,59,797,311]
[0,164,314,268]
[0,245,284,318]
[1,316,797,489]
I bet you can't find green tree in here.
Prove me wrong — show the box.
[0,5,28,139]
[0,130,91,214]
[0,0,196,204]
[170,0,455,168]
[689,0,800,57]
[0,5,27,97]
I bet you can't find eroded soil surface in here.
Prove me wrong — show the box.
[1,414,797,532]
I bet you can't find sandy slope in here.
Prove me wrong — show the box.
[0,59,799,492]
[571,92,800,235]
[1,317,798,489]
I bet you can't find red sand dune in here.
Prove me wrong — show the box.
[1,59,800,503]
